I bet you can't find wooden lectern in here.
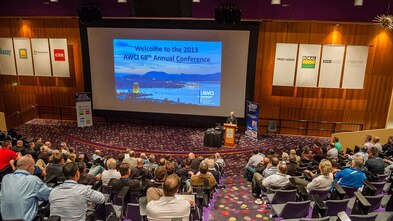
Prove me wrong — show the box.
[223,123,237,147]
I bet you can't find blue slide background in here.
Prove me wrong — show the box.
[114,39,222,106]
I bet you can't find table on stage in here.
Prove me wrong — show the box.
[203,128,223,148]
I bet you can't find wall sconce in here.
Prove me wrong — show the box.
[354,0,363,6]
[271,0,281,5]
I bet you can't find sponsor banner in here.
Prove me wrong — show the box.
[31,38,52,77]
[0,38,17,75]
[318,45,345,88]
[245,101,259,140]
[76,92,93,127]
[272,43,298,86]
[13,38,34,76]
[49,38,70,77]
[296,44,321,87]
[342,46,369,89]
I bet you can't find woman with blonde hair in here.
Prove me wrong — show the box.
[304,159,334,192]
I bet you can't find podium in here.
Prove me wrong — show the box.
[223,123,237,147]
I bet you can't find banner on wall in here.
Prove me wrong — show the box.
[272,43,298,86]
[318,45,345,88]
[0,38,17,76]
[76,92,93,127]
[296,44,321,87]
[342,45,369,89]
[245,101,259,140]
[49,38,70,77]
[13,38,34,76]
[31,38,52,77]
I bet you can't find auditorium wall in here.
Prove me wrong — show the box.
[0,17,392,135]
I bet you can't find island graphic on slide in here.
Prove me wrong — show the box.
[113,39,222,106]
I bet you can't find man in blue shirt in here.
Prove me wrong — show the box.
[0,155,52,221]
[334,155,366,189]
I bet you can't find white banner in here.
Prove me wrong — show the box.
[31,38,52,77]
[0,38,17,76]
[13,38,34,76]
[272,43,298,86]
[49,38,70,77]
[342,46,369,89]
[318,45,345,88]
[296,44,321,87]
[76,93,93,127]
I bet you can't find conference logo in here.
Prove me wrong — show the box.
[54,49,65,61]
[0,48,12,56]
[19,48,28,59]
[301,56,316,69]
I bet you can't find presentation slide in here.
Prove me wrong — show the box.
[87,27,251,117]
[114,39,222,106]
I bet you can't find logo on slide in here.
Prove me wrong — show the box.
[19,48,27,59]
[301,56,316,69]
[54,49,65,61]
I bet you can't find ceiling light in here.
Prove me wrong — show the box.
[354,0,363,6]
[271,0,281,5]
[118,0,127,2]
[375,14,393,30]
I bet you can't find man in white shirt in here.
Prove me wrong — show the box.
[262,161,291,190]
[146,174,193,221]
[372,136,383,152]
[49,162,105,221]
[101,158,121,185]
[327,144,338,160]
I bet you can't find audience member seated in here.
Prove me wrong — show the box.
[372,136,383,152]
[287,155,302,176]
[46,152,65,181]
[123,150,137,168]
[146,174,193,221]
[146,166,167,203]
[190,162,217,188]
[215,152,225,168]
[331,136,342,151]
[140,152,149,164]
[206,158,220,183]
[12,139,24,153]
[132,158,154,180]
[77,161,97,185]
[164,154,178,169]
[262,161,291,191]
[312,140,323,156]
[101,158,121,185]
[347,145,368,164]
[363,135,373,150]
[334,155,366,189]
[243,149,264,181]
[365,146,385,175]
[49,162,105,221]
[251,157,279,196]
[383,136,393,156]
[266,148,278,161]
[0,141,19,179]
[301,146,313,161]
[188,152,201,171]
[0,155,52,221]
[294,159,333,192]
[108,163,141,195]
[176,158,196,184]
[289,149,301,164]
[327,143,338,160]
[60,142,70,156]
[144,154,159,172]
[165,162,176,175]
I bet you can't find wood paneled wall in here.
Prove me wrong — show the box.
[0,18,83,128]
[254,21,393,134]
[0,18,392,134]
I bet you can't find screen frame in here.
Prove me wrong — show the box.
[79,18,259,125]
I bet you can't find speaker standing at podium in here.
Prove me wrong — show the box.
[226,111,237,125]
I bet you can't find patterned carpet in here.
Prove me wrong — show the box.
[15,119,330,220]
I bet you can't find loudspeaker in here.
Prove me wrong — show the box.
[215,4,241,24]
[78,4,102,22]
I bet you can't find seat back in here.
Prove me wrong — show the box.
[125,203,141,221]
[325,199,350,216]
[349,213,378,221]
[279,200,311,219]
[370,182,386,195]
[299,217,329,221]
[365,195,383,212]
[341,186,356,198]
[309,189,330,201]
[271,189,297,204]
[377,174,387,182]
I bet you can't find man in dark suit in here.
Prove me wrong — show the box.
[108,163,141,195]
[226,111,237,125]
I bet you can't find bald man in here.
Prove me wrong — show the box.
[226,111,237,125]
[146,174,192,221]
[101,158,120,185]
[0,155,52,221]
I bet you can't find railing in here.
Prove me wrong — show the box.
[258,118,364,136]
[37,105,77,120]
[5,105,38,129]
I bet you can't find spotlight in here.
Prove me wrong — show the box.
[354,0,363,6]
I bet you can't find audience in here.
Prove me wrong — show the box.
[146,174,193,221]
[0,155,52,221]
[49,162,105,221]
